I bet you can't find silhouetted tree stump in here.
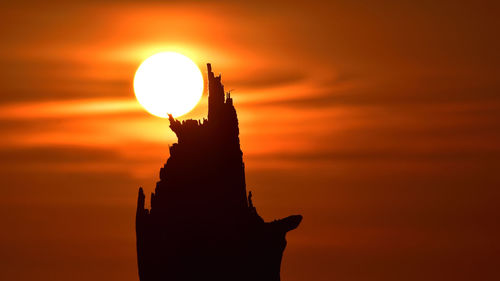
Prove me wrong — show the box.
[136,64,302,281]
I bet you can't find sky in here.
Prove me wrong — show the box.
[0,1,499,280]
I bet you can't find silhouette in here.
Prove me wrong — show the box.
[136,63,302,281]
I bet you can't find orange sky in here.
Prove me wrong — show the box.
[1,1,499,281]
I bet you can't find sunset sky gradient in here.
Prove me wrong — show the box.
[0,1,499,281]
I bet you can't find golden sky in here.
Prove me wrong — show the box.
[1,1,499,281]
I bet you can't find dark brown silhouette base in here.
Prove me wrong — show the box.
[136,63,302,281]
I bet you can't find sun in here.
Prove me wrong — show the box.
[133,52,204,118]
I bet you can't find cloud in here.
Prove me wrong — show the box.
[225,69,306,90]
[247,148,500,163]
[0,145,120,165]
[0,58,135,103]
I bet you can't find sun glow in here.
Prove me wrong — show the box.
[133,52,204,118]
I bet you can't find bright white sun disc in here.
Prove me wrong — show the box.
[134,52,204,118]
